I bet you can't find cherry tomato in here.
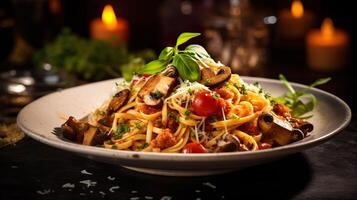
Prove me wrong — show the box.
[259,143,272,150]
[182,143,207,153]
[191,91,221,117]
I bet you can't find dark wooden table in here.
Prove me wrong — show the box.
[1,115,356,200]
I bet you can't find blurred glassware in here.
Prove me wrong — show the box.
[203,0,269,76]
[0,66,74,123]
[159,0,206,46]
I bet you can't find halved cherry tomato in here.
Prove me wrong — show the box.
[259,143,272,150]
[191,91,221,117]
[182,142,207,153]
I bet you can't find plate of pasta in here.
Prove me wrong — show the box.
[17,33,351,176]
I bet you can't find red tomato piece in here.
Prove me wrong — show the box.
[182,143,207,153]
[259,143,272,150]
[191,91,221,117]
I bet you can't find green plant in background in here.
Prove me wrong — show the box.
[34,29,156,81]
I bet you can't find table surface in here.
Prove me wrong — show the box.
[1,115,357,200]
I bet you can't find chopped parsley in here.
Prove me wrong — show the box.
[106,140,114,145]
[184,109,191,117]
[114,123,130,139]
[188,88,193,95]
[209,116,218,122]
[175,115,180,123]
[151,90,163,99]
[234,84,247,95]
[184,109,191,119]
[230,115,239,119]
[98,110,106,116]
[111,145,118,149]
[168,111,174,118]
[134,122,142,129]
[137,142,149,150]
[212,93,219,99]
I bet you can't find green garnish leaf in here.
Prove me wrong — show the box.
[173,54,200,81]
[279,74,296,94]
[184,44,210,59]
[234,84,247,95]
[138,59,168,75]
[137,142,149,150]
[184,109,191,118]
[151,90,164,99]
[159,47,174,61]
[175,32,201,48]
[275,74,330,118]
[114,123,130,139]
[304,77,332,92]
[134,122,142,129]
[188,88,193,95]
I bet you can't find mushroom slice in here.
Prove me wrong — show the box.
[215,134,241,152]
[258,112,305,146]
[161,65,178,78]
[298,122,314,135]
[107,89,130,114]
[83,126,98,145]
[61,116,89,143]
[200,66,232,87]
[138,75,177,106]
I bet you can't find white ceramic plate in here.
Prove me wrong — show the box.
[17,77,351,176]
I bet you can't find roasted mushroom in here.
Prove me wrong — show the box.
[215,134,241,152]
[82,126,97,145]
[200,66,231,87]
[161,65,178,77]
[98,115,114,127]
[107,89,130,114]
[61,116,89,143]
[298,122,314,135]
[138,74,177,106]
[82,126,110,146]
[258,112,305,146]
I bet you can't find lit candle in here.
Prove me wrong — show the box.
[90,5,129,45]
[306,18,350,71]
[277,0,314,40]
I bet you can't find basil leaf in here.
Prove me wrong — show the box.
[176,32,201,48]
[185,44,210,58]
[309,77,331,88]
[138,59,167,74]
[291,93,317,117]
[173,54,200,81]
[159,47,174,61]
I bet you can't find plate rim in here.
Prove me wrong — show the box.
[17,76,352,161]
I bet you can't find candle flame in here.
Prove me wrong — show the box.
[321,18,334,38]
[291,0,304,18]
[102,5,117,30]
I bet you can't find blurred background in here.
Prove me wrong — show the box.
[0,0,356,140]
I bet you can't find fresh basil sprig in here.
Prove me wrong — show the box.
[138,32,209,81]
[274,74,331,118]
[173,54,200,81]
